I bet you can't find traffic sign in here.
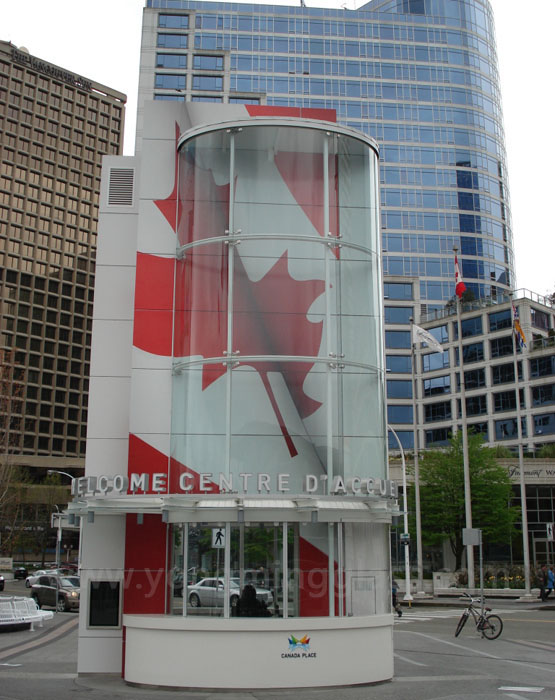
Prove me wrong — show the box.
[212,527,225,548]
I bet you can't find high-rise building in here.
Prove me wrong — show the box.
[0,41,126,467]
[138,0,513,317]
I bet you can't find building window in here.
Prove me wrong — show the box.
[385,330,411,349]
[531,308,549,330]
[464,395,487,417]
[159,13,190,28]
[454,316,482,339]
[423,375,450,397]
[532,384,555,407]
[493,390,516,413]
[193,55,224,70]
[157,34,189,48]
[387,431,414,450]
[386,355,412,374]
[469,422,488,440]
[387,405,413,424]
[488,308,511,332]
[495,418,526,440]
[192,75,223,91]
[155,74,187,90]
[229,97,261,105]
[490,336,514,359]
[383,282,412,300]
[534,413,555,436]
[422,350,450,372]
[530,356,555,378]
[156,54,188,69]
[424,401,451,423]
[386,380,412,399]
[384,306,412,324]
[191,95,223,102]
[425,427,451,447]
[456,341,483,364]
[461,368,485,390]
[428,324,448,344]
[491,361,521,385]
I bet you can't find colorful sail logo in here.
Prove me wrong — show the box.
[288,634,310,651]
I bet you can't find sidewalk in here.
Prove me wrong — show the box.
[398,592,555,611]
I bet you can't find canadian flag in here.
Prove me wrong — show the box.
[455,255,466,298]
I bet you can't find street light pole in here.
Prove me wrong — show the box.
[53,505,61,568]
[388,424,413,602]
[453,246,474,587]
[47,470,76,569]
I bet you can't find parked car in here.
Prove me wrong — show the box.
[0,574,4,591]
[31,574,80,612]
[13,566,28,580]
[25,569,64,588]
[187,577,273,609]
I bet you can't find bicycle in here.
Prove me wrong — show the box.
[454,593,503,640]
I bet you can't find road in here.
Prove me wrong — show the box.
[1,579,554,700]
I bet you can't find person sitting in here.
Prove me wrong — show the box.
[236,584,271,617]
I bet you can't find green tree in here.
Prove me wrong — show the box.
[409,431,519,571]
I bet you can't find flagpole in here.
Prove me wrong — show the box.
[410,317,424,596]
[453,245,474,587]
[509,292,532,598]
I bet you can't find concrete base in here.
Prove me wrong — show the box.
[123,614,394,689]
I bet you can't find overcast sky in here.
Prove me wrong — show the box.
[3,0,553,297]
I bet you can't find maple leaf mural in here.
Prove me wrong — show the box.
[134,125,332,457]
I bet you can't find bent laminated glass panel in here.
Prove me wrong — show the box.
[170,122,384,496]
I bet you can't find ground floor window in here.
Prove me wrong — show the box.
[168,520,386,619]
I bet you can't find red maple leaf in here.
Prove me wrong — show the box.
[148,126,327,456]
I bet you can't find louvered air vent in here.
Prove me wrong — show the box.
[108,168,134,206]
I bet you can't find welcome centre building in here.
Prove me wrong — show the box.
[72,100,396,688]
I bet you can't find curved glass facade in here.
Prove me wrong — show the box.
[144,0,513,312]
[170,122,384,495]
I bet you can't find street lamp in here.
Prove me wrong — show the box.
[47,470,76,568]
[388,424,413,602]
[47,469,76,483]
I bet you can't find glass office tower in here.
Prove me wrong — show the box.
[138,0,513,318]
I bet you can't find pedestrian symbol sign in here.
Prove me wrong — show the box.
[212,528,225,548]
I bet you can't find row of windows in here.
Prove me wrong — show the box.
[154,94,259,104]
[389,401,554,441]
[188,13,490,45]
[381,166,501,197]
[382,211,504,241]
[155,74,224,90]
[156,53,224,70]
[382,145,501,178]
[382,189,502,218]
[188,27,493,65]
[421,413,555,446]
[226,72,499,120]
[226,54,496,97]
[383,257,508,286]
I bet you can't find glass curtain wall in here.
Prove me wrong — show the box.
[169,123,385,618]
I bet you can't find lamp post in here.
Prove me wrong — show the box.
[388,424,413,602]
[453,245,474,586]
[508,293,532,597]
[47,470,76,568]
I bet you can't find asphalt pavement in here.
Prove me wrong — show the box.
[1,578,555,700]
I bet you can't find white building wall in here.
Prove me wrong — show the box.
[78,156,139,673]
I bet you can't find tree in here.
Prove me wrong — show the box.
[409,431,519,571]
[0,349,24,555]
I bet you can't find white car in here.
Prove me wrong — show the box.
[187,577,273,609]
[25,569,63,588]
